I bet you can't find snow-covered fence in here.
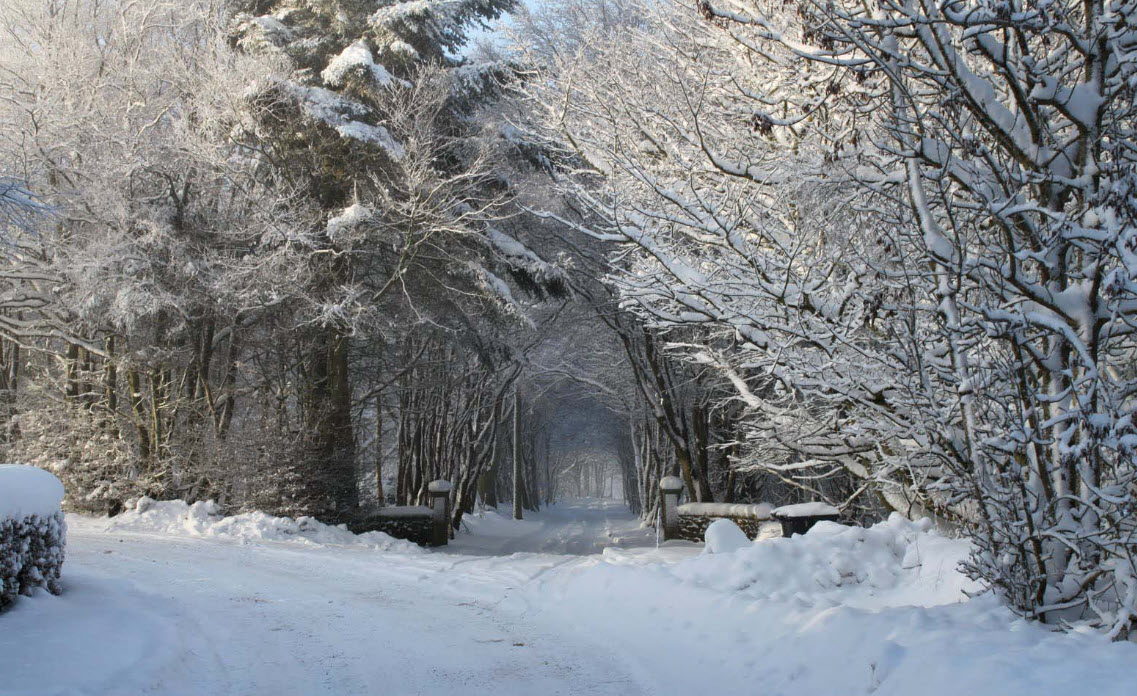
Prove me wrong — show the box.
[673,502,776,541]
[658,480,840,542]
[1,465,66,610]
[348,480,452,547]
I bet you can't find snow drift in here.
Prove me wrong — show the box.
[106,498,424,554]
[537,514,1137,696]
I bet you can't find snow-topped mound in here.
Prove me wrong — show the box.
[677,513,975,608]
[0,464,65,519]
[106,499,424,554]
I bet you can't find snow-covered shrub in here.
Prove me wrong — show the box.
[0,465,66,609]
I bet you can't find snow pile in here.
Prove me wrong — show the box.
[678,514,972,607]
[1,465,66,609]
[106,499,424,554]
[537,514,1137,695]
[703,518,750,554]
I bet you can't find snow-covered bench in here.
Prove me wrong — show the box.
[347,480,452,547]
[1,465,66,610]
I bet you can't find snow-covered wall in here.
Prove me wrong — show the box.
[0,465,66,609]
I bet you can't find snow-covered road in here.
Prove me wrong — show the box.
[447,499,661,556]
[2,503,664,696]
[3,500,1136,696]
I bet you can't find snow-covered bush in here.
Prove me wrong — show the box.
[0,465,66,609]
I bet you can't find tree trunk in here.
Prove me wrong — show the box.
[512,389,523,520]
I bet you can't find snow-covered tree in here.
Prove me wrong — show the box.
[518,0,1137,634]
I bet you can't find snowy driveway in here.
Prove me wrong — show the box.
[3,501,1136,696]
[2,504,663,696]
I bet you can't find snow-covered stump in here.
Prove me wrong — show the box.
[428,480,452,547]
[0,465,66,610]
[773,503,840,537]
[659,476,683,541]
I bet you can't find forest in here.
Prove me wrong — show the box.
[1,0,1136,642]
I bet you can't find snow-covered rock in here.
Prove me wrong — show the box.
[107,499,424,554]
[703,518,750,554]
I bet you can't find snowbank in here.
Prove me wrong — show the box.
[0,464,65,518]
[1,465,66,609]
[106,499,424,554]
[678,514,972,607]
[537,514,1137,695]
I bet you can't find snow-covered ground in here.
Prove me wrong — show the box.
[2,501,1135,696]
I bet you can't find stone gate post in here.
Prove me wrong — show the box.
[659,476,683,541]
[428,480,452,547]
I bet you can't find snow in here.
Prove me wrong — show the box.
[427,480,452,493]
[0,464,64,519]
[321,40,405,89]
[658,475,683,491]
[283,83,405,160]
[326,203,371,240]
[678,501,774,519]
[3,502,1135,695]
[107,498,423,553]
[773,501,839,518]
[703,518,750,554]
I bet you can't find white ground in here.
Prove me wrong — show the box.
[3,500,1135,696]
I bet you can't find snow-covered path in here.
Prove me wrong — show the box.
[447,499,659,556]
[3,506,653,696]
[4,500,1136,696]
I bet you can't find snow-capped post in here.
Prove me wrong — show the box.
[659,476,683,541]
[428,480,452,547]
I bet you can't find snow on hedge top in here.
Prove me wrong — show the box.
[679,502,774,520]
[674,514,976,609]
[106,499,424,554]
[0,465,64,519]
